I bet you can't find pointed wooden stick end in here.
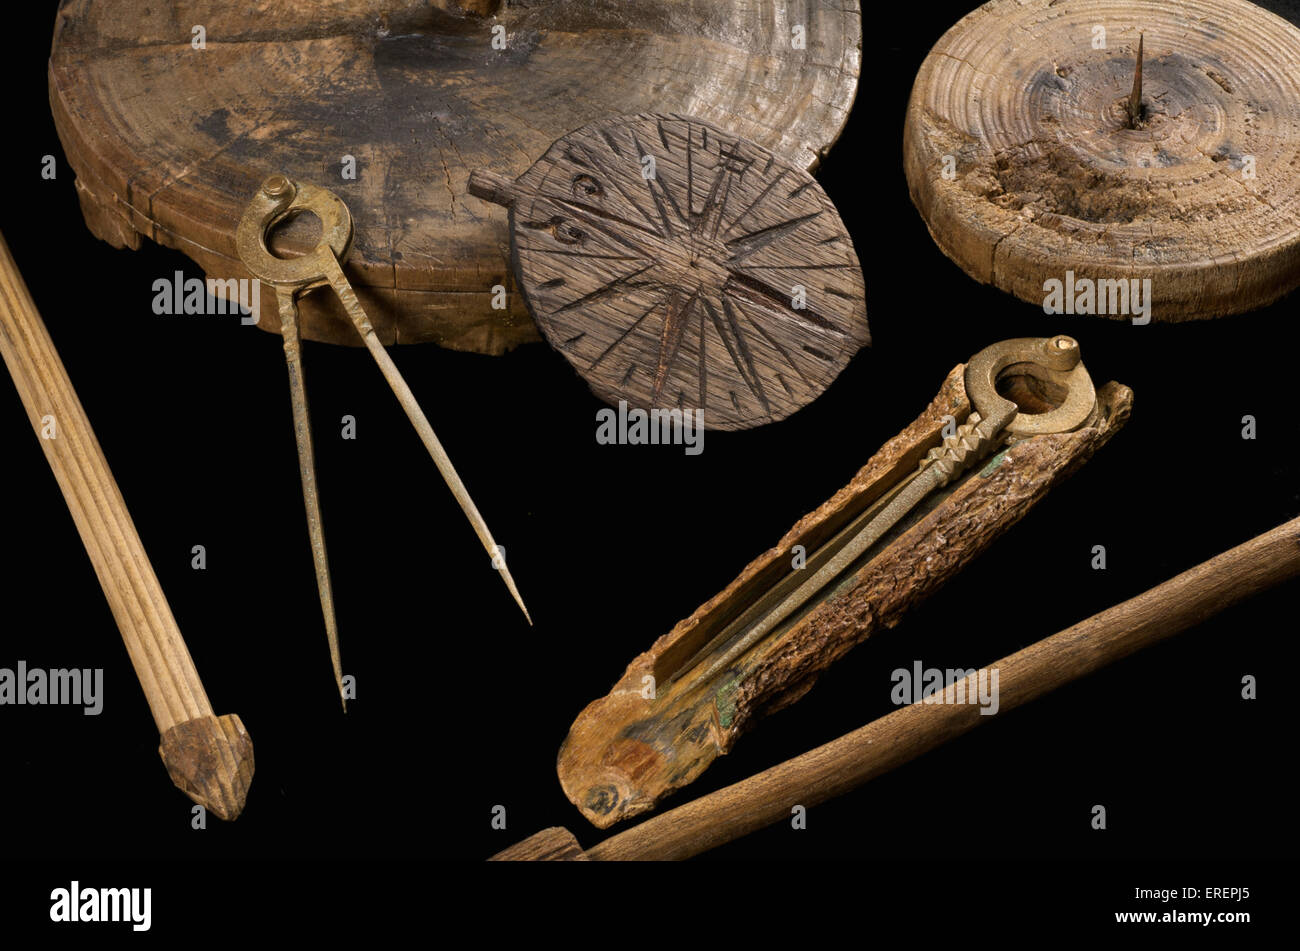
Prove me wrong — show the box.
[501,569,532,625]
[159,714,255,821]
[1126,32,1145,128]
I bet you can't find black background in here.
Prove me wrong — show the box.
[2,0,1296,934]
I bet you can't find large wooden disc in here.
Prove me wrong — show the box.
[494,114,869,431]
[904,0,1300,320]
[49,0,862,354]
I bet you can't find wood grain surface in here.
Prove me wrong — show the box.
[0,231,252,820]
[557,363,1133,829]
[49,0,863,354]
[904,0,1300,320]
[490,825,589,861]
[572,515,1300,861]
[475,114,869,429]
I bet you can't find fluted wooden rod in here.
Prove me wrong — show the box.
[0,230,252,820]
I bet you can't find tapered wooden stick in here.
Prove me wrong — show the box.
[496,516,1300,859]
[1126,33,1145,128]
[276,291,346,708]
[320,252,532,625]
[0,231,253,820]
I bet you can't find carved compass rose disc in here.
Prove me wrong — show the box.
[470,114,869,430]
[904,0,1300,320]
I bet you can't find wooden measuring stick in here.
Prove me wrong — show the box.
[0,231,253,820]
[496,516,1300,860]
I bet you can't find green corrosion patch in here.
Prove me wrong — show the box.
[979,449,1009,478]
[715,676,742,729]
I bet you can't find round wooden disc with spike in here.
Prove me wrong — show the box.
[904,0,1300,320]
[49,0,862,355]
[469,114,870,430]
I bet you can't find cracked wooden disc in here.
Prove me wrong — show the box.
[904,0,1300,320]
[49,0,862,354]
[473,114,869,430]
